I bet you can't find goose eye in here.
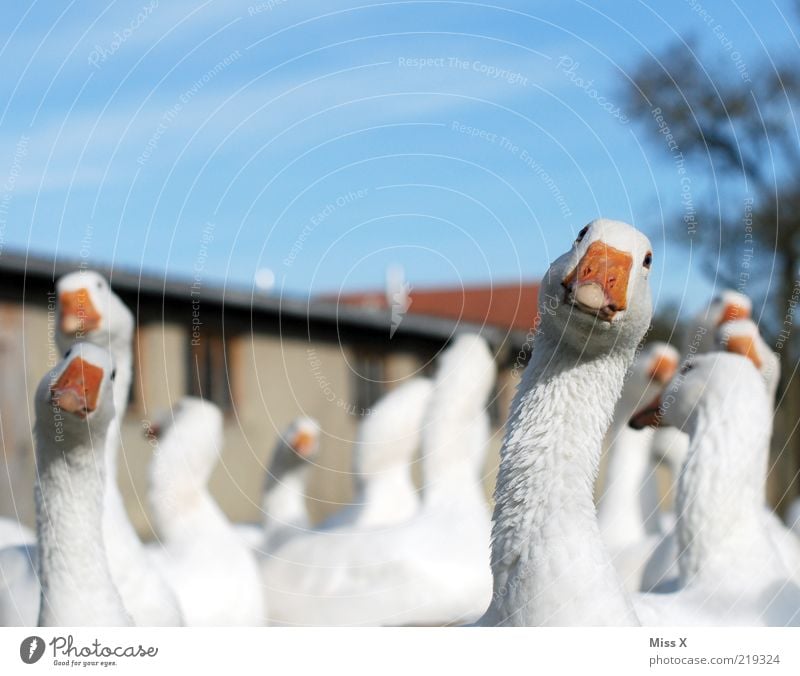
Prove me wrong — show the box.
[643,252,653,269]
[680,362,694,375]
[96,281,102,290]
[575,225,589,244]
[111,369,117,381]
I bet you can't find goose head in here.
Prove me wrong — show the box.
[544,219,654,353]
[707,290,752,327]
[629,352,764,434]
[56,270,134,354]
[716,318,780,398]
[617,341,680,419]
[35,342,117,441]
[284,417,321,462]
[146,397,224,486]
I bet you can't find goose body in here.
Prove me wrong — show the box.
[237,417,320,552]
[716,319,800,581]
[598,342,678,592]
[0,518,34,548]
[316,377,433,531]
[33,343,132,626]
[263,334,495,626]
[0,271,183,626]
[480,219,654,626]
[147,398,264,626]
[631,353,800,626]
[55,271,183,625]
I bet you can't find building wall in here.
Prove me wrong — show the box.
[0,301,510,537]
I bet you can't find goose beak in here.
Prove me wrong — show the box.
[629,395,662,430]
[649,354,678,385]
[724,335,763,369]
[561,241,632,321]
[718,302,750,325]
[50,357,104,419]
[59,288,102,335]
[290,430,317,457]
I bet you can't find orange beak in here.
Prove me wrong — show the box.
[290,430,317,457]
[725,335,763,370]
[50,357,104,418]
[59,288,102,335]
[629,395,663,430]
[649,354,678,385]
[562,241,633,320]
[718,302,750,325]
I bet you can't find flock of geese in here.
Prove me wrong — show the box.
[1,218,800,626]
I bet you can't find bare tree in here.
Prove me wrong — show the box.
[623,31,800,508]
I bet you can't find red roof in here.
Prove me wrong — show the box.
[329,282,540,332]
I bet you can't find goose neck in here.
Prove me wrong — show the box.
[676,407,769,582]
[484,333,639,625]
[35,434,129,625]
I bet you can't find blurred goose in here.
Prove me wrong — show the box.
[236,417,320,551]
[0,519,34,548]
[715,319,800,578]
[1,272,181,626]
[147,398,264,625]
[317,377,433,531]
[598,342,679,592]
[33,343,132,626]
[631,353,800,625]
[480,219,653,626]
[55,271,182,625]
[263,334,495,626]
[787,499,800,537]
[684,290,751,354]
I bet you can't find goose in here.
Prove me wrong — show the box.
[642,317,788,593]
[684,290,751,354]
[54,271,182,625]
[597,342,679,592]
[479,218,654,626]
[630,352,800,625]
[0,518,34,548]
[236,417,320,552]
[2,272,182,626]
[316,377,433,531]
[33,342,132,626]
[146,398,264,625]
[715,319,800,579]
[262,333,495,626]
[787,498,800,537]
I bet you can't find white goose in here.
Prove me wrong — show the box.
[642,316,787,593]
[55,271,182,625]
[237,417,320,552]
[715,319,800,580]
[33,342,132,626]
[316,377,433,531]
[263,333,495,626]
[479,218,653,626]
[684,290,752,354]
[2,272,182,626]
[598,342,679,592]
[631,353,800,625]
[147,398,264,625]
[787,499,800,538]
[0,519,34,548]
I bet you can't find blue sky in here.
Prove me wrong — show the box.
[0,0,796,317]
